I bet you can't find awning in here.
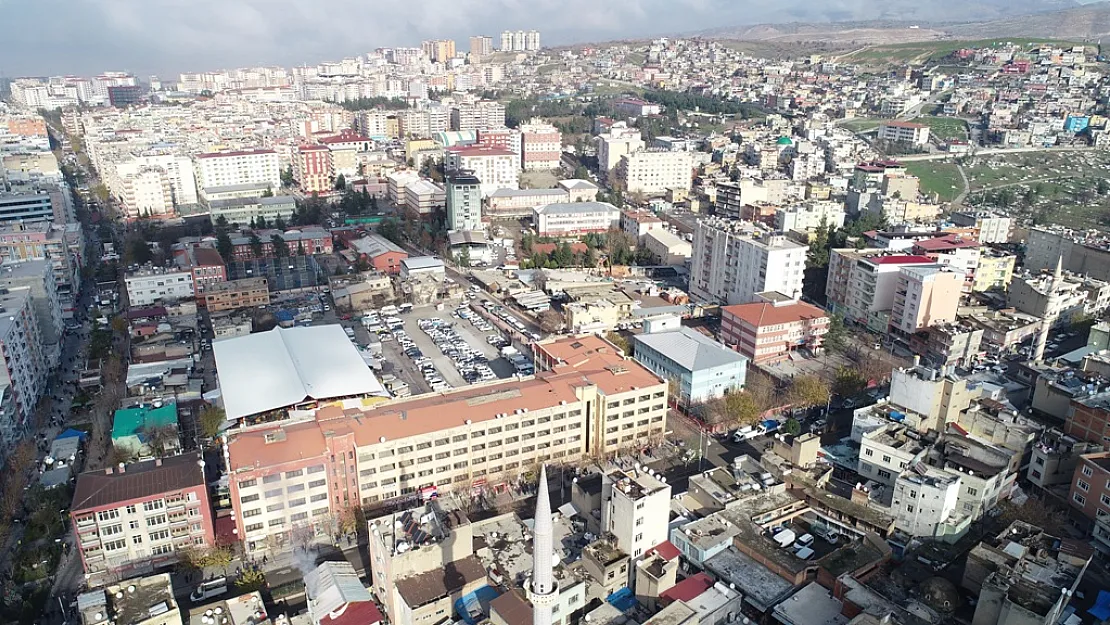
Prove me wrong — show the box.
[558,502,579,518]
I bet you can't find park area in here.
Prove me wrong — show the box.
[913,116,968,142]
[904,161,964,203]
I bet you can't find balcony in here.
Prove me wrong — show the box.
[80,533,100,547]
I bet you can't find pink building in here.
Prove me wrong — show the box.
[520,119,562,171]
[889,265,963,338]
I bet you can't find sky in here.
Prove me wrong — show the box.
[0,0,1076,78]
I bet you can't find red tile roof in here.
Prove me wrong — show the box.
[320,601,383,625]
[872,255,934,265]
[647,540,681,561]
[913,234,980,251]
[721,301,828,329]
[661,572,714,604]
[195,149,276,159]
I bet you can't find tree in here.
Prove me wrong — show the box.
[261,187,274,197]
[539,309,564,333]
[198,405,226,441]
[788,375,831,410]
[270,234,288,257]
[823,313,849,355]
[280,165,294,187]
[553,242,574,267]
[256,215,268,230]
[334,173,347,191]
[107,444,135,467]
[249,234,263,258]
[605,331,630,354]
[214,215,229,232]
[236,568,266,592]
[126,237,153,265]
[722,390,764,428]
[782,418,802,437]
[378,217,403,244]
[455,246,471,268]
[833,367,868,398]
[273,215,286,230]
[216,233,233,261]
[141,425,178,457]
[997,498,1068,535]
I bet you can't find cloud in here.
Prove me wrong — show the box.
[0,0,1058,77]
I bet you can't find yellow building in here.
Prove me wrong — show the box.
[973,251,1017,292]
[405,138,437,162]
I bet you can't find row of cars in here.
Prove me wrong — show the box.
[474,300,541,341]
[417,318,497,384]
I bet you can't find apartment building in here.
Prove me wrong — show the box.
[774,201,846,233]
[124,267,195,307]
[907,321,983,369]
[77,574,180,625]
[859,424,929,488]
[70,452,215,585]
[293,145,334,195]
[720,299,829,364]
[620,209,665,240]
[643,229,692,265]
[533,201,620,237]
[892,467,969,542]
[0,288,48,449]
[446,171,482,231]
[889,265,963,338]
[602,468,672,560]
[445,146,519,197]
[450,101,505,132]
[487,188,569,218]
[224,334,667,554]
[0,190,56,223]
[1065,392,1110,447]
[404,179,446,217]
[950,211,1012,244]
[973,250,1017,292]
[1028,429,1103,496]
[1008,269,1110,326]
[470,35,494,56]
[911,234,980,293]
[193,149,281,196]
[689,218,806,305]
[519,119,562,171]
[109,154,199,219]
[0,260,64,370]
[0,220,83,317]
[877,121,930,146]
[597,124,645,178]
[199,277,270,312]
[613,150,694,195]
[176,244,227,294]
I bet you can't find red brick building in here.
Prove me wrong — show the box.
[720,299,829,364]
[341,232,408,274]
[1065,395,1110,447]
[175,244,227,294]
[1068,452,1110,529]
[70,452,215,585]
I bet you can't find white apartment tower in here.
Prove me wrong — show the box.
[613,150,694,194]
[194,149,282,194]
[689,218,807,305]
[597,124,644,179]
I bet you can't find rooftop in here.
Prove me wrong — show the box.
[186,591,268,625]
[772,582,849,625]
[534,201,619,215]
[72,451,204,512]
[212,325,388,421]
[704,547,794,612]
[394,554,487,609]
[634,327,748,372]
[111,401,178,440]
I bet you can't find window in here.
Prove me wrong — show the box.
[1078,480,1090,492]
[864,448,874,457]
[263,474,281,484]
[287,484,305,493]
[307,464,325,474]
[149,529,170,541]
[966,487,978,496]
[1082,465,1094,477]
[881,454,891,463]
[266,503,284,513]
[125,505,136,514]
[152,544,173,556]
[264,488,282,498]
[142,500,164,512]
[1101,494,1110,507]
[1074,493,1087,506]
[291,512,309,522]
[244,523,264,533]
[308,479,326,489]
[239,479,257,488]
[129,520,139,530]
[268,518,286,527]
[311,493,328,502]
[103,540,126,551]
[285,469,303,479]
[243,509,261,518]
[102,524,122,536]
[877,469,892,480]
[241,493,259,503]
[147,514,167,526]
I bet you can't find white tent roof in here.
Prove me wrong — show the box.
[213,325,387,420]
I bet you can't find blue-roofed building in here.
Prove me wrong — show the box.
[633,327,748,404]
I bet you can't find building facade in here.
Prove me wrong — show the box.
[689,218,807,305]
[194,149,282,194]
[533,202,620,237]
[445,146,519,197]
[720,299,829,364]
[294,145,334,195]
[446,171,483,231]
[200,277,270,311]
[633,327,748,404]
[125,267,196,307]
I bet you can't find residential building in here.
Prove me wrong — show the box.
[597,124,644,179]
[499,29,541,52]
[76,574,179,625]
[858,423,929,488]
[974,250,1017,292]
[877,121,930,146]
[0,259,64,370]
[620,209,665,241]
[225,334,666,554]
[293,145,334,195]
[613,150,694,195]
[775,201,846,233]
[125,267,195,307]
[689,218,807,305]
[469,35,494,57]
[887,363,975,433]
[964,309,1042,356]
[227,227,332,260]
[319,130,373,179]
[1008,266,1110,327]
[533,201,620,237]
[199,277,270,312]
[908,321,984,369]
[445,146,519,197]
[0,288,48,448]
[1065,392,1110,447]
[421,39,456,62]
[950,211,1012,244]
[643,229,692,265]
[892,467,969,541]
[633,327,748,404]
[602,468,672,560]
[0,190,56,222]
[387,170,421,206]
[911,234,981,294]
[889,265,963,338]
[111,402,180,458]
[519,120,562,171]
[176,245,227,294]
[826,249,930,332]
[0,220,83,318]
[964,521,1089,625]
[404,179,446,217]
[1028,428,1101,497]
[345,233,408,274]
[208,196,296,227]
[450,101,505,132]
[558,179,599,202]
[445,171,483,231]
[109,155,198,219]
[720,299,829,364]
[193,149,281,196]
[70,452,215,585]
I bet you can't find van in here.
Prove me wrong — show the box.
[190,578,227,602]
[380,305,400,316]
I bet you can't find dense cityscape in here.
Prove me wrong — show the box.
[0,15,1109,625]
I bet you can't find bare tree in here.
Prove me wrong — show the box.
[141,424,179,457]
[539,309,565,333]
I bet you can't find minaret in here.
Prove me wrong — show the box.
[531,465,558,625]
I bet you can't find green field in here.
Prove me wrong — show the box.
[904,161,963,203]
[913,116,968,142]
[839,118,882,132]
[841,38,1088,65]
